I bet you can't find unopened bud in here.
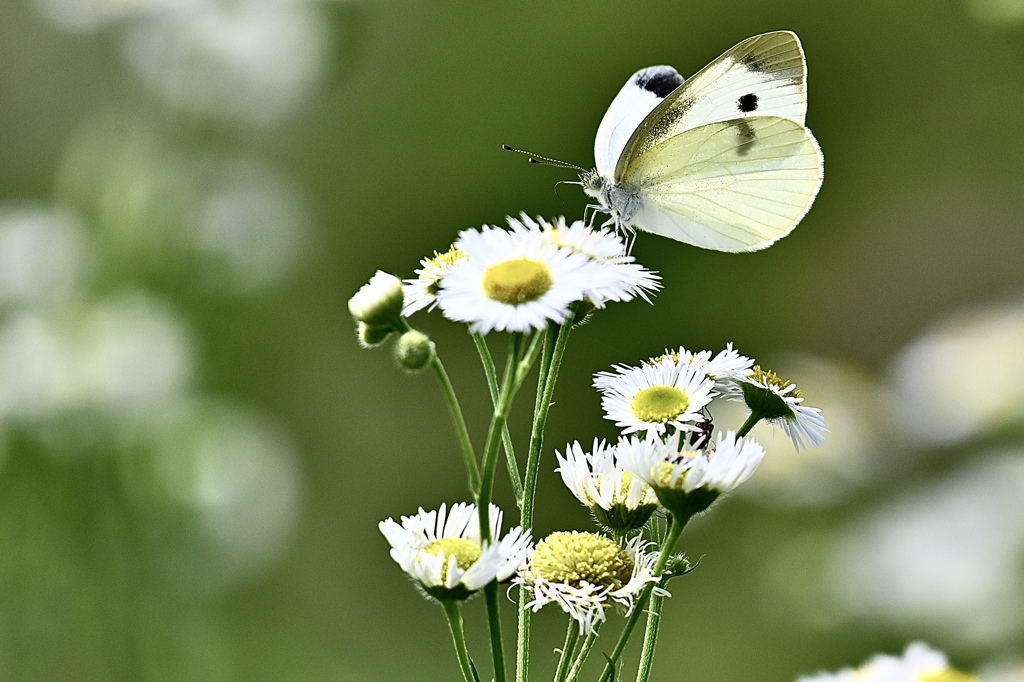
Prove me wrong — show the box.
[394,330,433,372]
[348,271,404,328]
[358,322,393,348]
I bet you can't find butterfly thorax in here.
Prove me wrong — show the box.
[581,170,641,227]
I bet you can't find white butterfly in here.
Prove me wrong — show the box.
[582,31,823,252]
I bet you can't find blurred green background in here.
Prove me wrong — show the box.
[1,0,1023,680]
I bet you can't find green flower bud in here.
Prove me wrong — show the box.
[357,322,393,348]
[394,330,433,372]
[348,271,404,328]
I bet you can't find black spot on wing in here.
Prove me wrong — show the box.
[738,93,758,113]
[634,67,684,99]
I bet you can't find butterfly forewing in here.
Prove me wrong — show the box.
[614,31,807,179]
[623,116,823,252]
[594,66,684,177]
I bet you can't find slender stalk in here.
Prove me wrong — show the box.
[477,334,524,682]
[429,352,481,495]
[516,321,573,682]
[565,620,602,682]
[736,410,763,438]
[478,334,523,541]
[552,620,581,682]
[634,590,666,682]
[484,582,506,682]
[472,332,523,501]
[519,321,572,530]
[598,517,686,682]
[443,601,477,682]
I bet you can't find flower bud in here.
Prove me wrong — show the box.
[357,322,393,348]
[394,330,433,372]
[348,271,404,328]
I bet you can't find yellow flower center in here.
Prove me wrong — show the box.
[750,365,801,399]
[422,247,468,295]
[655,451,698,489]
[630,386,690,424]
[918,670,978,682]
[531,532,633,590]
[423,538,482,581]
[482,258,553,305]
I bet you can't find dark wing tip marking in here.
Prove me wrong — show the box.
[634,66,685,99]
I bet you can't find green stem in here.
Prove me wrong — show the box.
[634,590,666,682]
[429,351,481,496]
[485,582,506,682]
[477,334,524,682]
[519,321,572,531]
[472,333,523,502]
[736,410,763,438]
[552,620,580,682]
[516,321,573,682]
[598,517,686,682]
[565,620,602,682]
[443,601,477,682]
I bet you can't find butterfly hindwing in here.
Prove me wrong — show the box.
[593,66,684,178]
[623,115,823,252]
[614,31,808,179]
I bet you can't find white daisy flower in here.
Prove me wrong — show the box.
[402,246,468,316]
[436,224,598,334]
[379,502,531,602]
[631,343,755,393]
[796,642,977,682]
[594,354,716,435]
[512,213,661,307]
[727,365,827,450]
[348,270,403,328]
[555,438,660,533]
[515,532,661,634]
[617,430,766,520]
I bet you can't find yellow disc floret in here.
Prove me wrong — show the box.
[918,670,979,682]
[423,537,482,582]
[630,386,690,424]
[531,532,633,590]
[482,258,553,305]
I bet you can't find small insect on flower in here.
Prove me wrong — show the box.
[617,430,766,521]
[516,532,661,634]
[379,502,531,603]
[594,353,717,436]
[727,365,827,450]
[556,438,660,534]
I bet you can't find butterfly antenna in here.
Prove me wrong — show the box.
[502,144,587,172]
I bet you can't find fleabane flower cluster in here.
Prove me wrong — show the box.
[379,502,531,602]
[516,531,661,633]
[403,214,660,334]
[797,642,978,682]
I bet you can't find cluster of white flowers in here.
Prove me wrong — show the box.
[356,211,832,675]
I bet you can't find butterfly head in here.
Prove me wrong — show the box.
[580,170,605,201]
